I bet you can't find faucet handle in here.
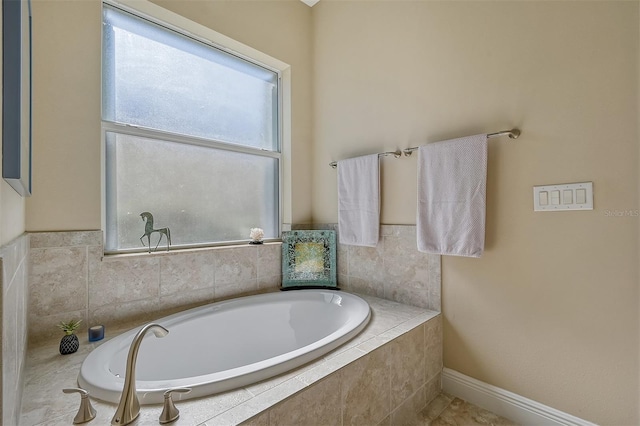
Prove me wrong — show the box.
[159,388,191,424]
[63,388,97,424]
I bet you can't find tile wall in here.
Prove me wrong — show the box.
[294,224,441,310]
[1,233,30,425]
[28,226,440,343]
[28,231,281,343]
[241,315,443,426]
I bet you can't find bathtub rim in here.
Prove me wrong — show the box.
[78,289,371,405]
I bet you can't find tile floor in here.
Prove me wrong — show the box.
[419,393,517,425]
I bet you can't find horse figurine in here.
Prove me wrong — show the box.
[140,212,171,253]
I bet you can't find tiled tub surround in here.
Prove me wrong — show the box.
[21,295,442,425]
[29,227,441,343]
[28,231,282,343]
[293,224,441,311]
[0,233,30,426]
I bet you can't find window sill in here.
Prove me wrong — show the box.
[102,240,282,260]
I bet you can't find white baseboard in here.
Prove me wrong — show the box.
[442,368,596,426]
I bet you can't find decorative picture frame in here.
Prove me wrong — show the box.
[2,0,33,197]
[281,230,338,290]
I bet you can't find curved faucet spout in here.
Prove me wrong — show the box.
[111,323,169,425]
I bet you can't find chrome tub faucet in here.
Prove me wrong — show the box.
[111,323,169,426]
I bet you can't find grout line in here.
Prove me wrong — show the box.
[214,252,218,302]
[387,344,392,423]
[426,393,454,423]
[339,368,344,426]
[85,245,90,326]
[157,254,161,299]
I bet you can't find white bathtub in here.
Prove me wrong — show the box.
[78,290,370,405]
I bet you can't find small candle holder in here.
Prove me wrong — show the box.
[88,325,105,342]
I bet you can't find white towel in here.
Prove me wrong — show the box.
[338,154,380,247]
[417,134,488,257]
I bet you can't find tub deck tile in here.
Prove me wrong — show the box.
[296,347,366,386]
[245,358,320,397]
[204,378,307,425]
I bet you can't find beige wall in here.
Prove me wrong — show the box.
[0,183,25,245]
[312,1,639,424]
[27,0,102,231]
[26,0,313,231]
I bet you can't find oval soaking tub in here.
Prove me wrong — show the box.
[78,290,370,404]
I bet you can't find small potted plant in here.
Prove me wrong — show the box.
[58,319,82,355]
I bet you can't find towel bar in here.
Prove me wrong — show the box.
[402,128,520,156]
[329,150,402,168]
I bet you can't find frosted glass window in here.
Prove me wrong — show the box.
[102,5,281,252]
[105,133,279,251]
[103,5,278,151]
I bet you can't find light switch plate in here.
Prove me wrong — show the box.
[533,182,593,211]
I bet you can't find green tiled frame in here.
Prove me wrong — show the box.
[281,230,338,289]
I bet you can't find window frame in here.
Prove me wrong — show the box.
[101,0,290,254]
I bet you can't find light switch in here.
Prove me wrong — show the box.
[533,182,593,211]
[539,191,549,206]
